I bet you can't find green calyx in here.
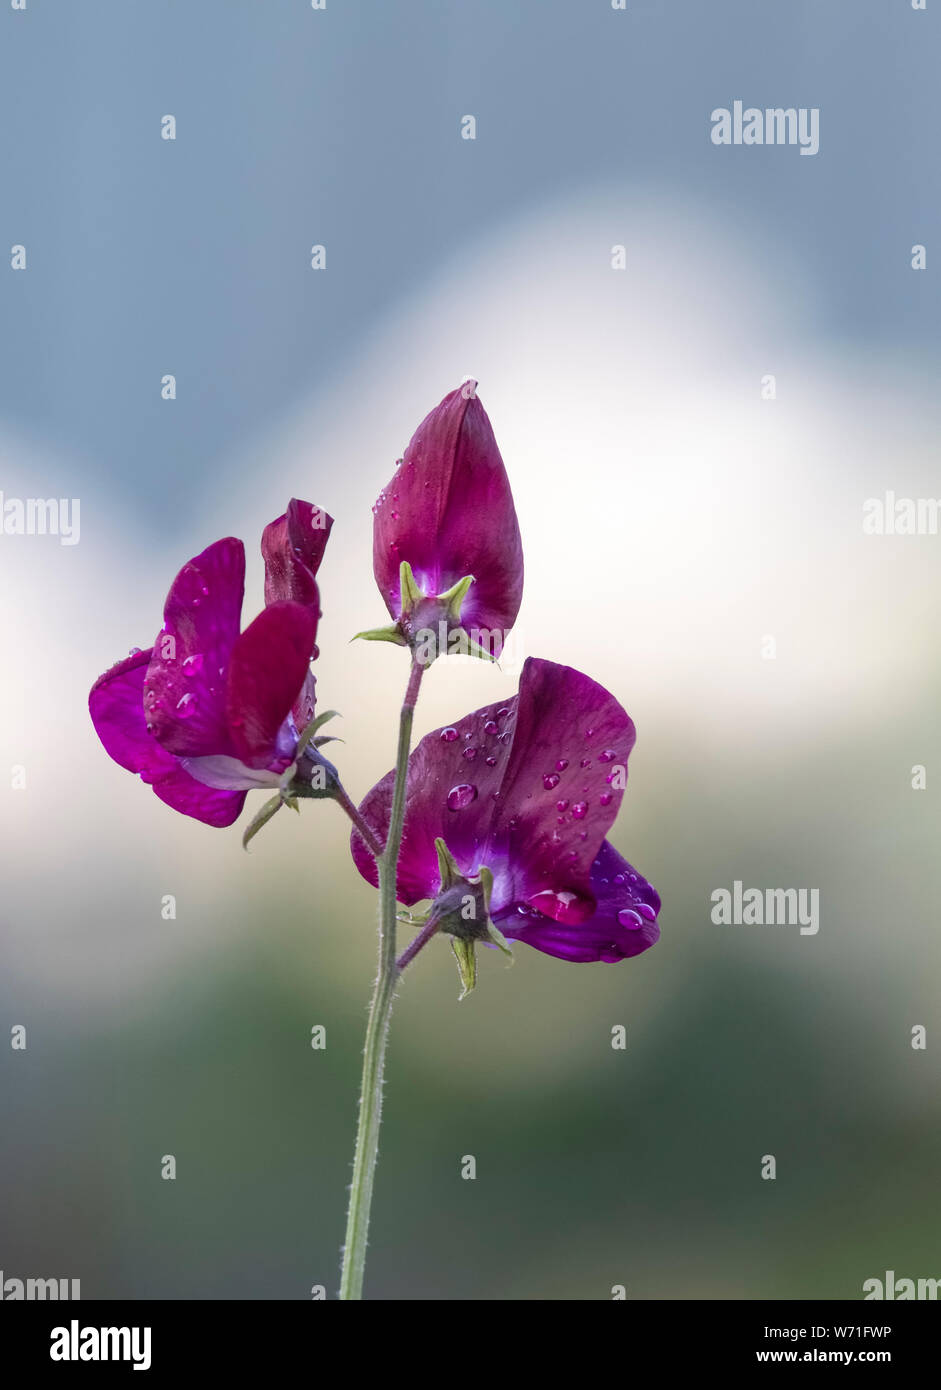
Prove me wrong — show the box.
[432,838,513,999]
[242,712,344,850]
[353,562,495,665]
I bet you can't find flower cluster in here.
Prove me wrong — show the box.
[90,383,660,985]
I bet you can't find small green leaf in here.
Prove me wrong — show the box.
[242,794,284,851]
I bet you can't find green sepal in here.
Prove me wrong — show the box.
[399,559,424,617]
[485,917,514,964]
[242,794,284,851]
[438,573,475,623]
[434,836,463,891]
[450,938,478,1000]
[296,709,340,758]
[351,624,407,646]
[450,629,497,663]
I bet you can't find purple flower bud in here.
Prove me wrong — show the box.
[372,383,523,657]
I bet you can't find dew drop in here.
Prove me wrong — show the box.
[586,728,595,739]
[176,692,198,718]
[128,646,141,656]
[613,873,626,885]
[485,756,496,766]
[390,510,399,520]
[556,799,569,812]
[571,801,588,819]
[636,902,657,921]
[617,908,644,931]
[484,719,499,735]
[497,708,510,717]
[580,758,591,768]
[182,653,204,677]
[440,727,459,743]
[599,792,612,806]
[555,758,569,772]
[542,772,560,790]
[462,747,477,761]
[598,749,617,763]
[447,783,477,811]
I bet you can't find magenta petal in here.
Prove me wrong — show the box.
[497,840,660,963]
[262,500,330,730]
[485,658,636,921]
[89,649,245,827]
[144,537,246,757]
[225,600,317,768]
[150,765,247,827]
[350,696,516,904]
[262,498,333,616]
[373,385,523,649]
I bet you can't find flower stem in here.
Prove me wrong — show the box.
[339,658,424,1300]
[396,913,441,971]
[333,781,384,858]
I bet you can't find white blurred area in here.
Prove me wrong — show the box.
[2,181,940,1011]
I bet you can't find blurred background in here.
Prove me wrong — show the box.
[1,0,939,1300]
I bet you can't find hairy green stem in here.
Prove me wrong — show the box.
[339,658,424,1300]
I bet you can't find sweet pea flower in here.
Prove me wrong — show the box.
[89,501,334,829]
[350,658,660,979]
[363,381,524,661]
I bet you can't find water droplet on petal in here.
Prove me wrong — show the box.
[586,728,595,739]
[572,801,588,819]
[497,708,510,717]
[542,772,560,790]
[182,653,204,677]
[440,727,459,743]
[556,758,569,771]
[556,799,569,812]
[463,747,477,761]
[636,902,657,921]
[176,692,198,718]
[484,756,496,766]
[598,749,617,763]
[599,792,612,806]
[617,908,644,931]
[484,719,499,735]
[580,758,591,768]
[128,646,141,656]
[614,873,626,885]
[447,783,477,811]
